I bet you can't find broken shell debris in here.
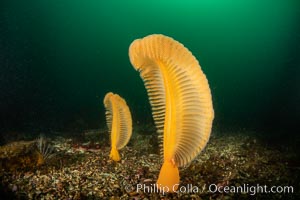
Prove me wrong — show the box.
[0,130,299,199]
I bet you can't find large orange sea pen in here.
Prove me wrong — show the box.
[129,34,214,192]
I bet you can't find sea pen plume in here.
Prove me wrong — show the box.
[129,34,214,192]
[103,92,132,161]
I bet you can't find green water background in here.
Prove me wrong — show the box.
[1,0,299,136]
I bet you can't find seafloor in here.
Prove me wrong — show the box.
[0,128,299,199]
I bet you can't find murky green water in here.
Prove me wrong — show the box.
[1,0,299,135]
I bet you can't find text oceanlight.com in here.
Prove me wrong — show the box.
[135,183,293,195]
[208,183,293,195]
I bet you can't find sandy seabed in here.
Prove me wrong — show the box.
[0,130,299,199]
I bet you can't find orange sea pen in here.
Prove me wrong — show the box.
[129,34,214,191]
[104,92,132,161]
